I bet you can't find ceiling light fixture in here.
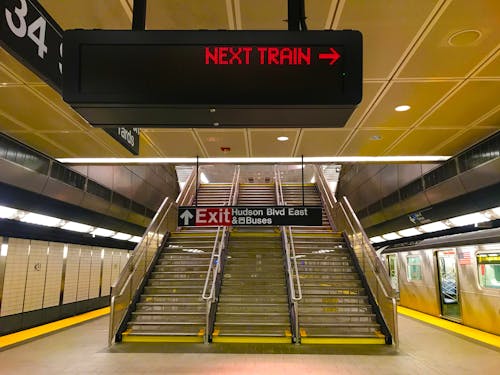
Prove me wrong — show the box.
[277,136,289,141]
[57,156,451,164]
[395,105,411,112]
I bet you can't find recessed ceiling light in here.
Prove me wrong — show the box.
[277,136,289,142]
[448,30,482,46]
[370,135,382,141]
[395,105,411,112]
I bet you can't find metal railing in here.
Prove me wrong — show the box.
[275,166,302,342]
[313,166,398,348]
[108,195,179,346]
[201,165,239,342]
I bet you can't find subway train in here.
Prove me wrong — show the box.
[378,228,500,336]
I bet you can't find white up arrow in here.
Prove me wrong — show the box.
[180,209,194,225]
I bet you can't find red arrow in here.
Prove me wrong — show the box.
[318,48,341,65]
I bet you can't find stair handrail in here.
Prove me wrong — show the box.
[201,165,239,342]
[313,165,398,348]
[176,166,198,206]
[337,196,398,349]
[108,194,178,346]
[275,167,302,342]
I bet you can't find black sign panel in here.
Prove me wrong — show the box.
[0,0,63,91]
[104,127,140,155]
[64,30,362,106]
[178,206,323,227]
[62,30,362,128]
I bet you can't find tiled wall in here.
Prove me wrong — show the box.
[0,237,130,318]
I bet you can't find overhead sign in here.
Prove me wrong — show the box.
[62,30,362,128]
[0,0,63,91]
[0,0,140,155]
[104,127,140,155]
[178,206,323,227]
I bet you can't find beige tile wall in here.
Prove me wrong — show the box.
[0,238,131,317]
[43,243,64,308]
[1,239,29,316]
[23,240,48,312]
[76,246,92,302]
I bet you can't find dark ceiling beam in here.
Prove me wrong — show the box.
[132,0,147,31]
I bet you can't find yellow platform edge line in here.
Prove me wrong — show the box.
[0,307,110,349]
[301,337,386,345]
[122,335,204,343]
[212,336,292,344]
[397,306,500,348]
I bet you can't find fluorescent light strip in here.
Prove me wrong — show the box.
[56,156,451,164]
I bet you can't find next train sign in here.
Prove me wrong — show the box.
[62,30,362,128]
[178,206,323,227]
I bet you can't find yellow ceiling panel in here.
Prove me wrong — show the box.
[0,65,20,84]
[249,129,299,157]
[359,81,456,128]
[135,133,163,158]
[39,0,131,29]
[340,129,406,156]
[196,129,247,157]
[344,81,384,128]
[0,111,28,131]
[418,81,500,128]
[239,0,287,29]
[0,48,43,83]
[386,128,459,155]
[41,131,122,157]
[147,0,228,29]
[337,0,438,79]
[5,131,71,158]
[0,86,82,131]
[143,130,204,157]
[399,0,500,78]
[433,128,498,155]
[295,129,350,156]
[474,52,500,77]
[474,108,500,127]
[33,85,90,129]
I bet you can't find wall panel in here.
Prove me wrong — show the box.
[63,245,80,304]
[88,247,102,299]
[76,246,92,301]
[43,242,64,308]
[23,240,48,312]
[0,238,29,316]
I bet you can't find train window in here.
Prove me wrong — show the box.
[477,253,500,289]
[407,255,422,281]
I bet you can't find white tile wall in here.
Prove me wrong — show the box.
[76,246,92,301]
[101,249,113,296]
[63,245,80,304]
[43,243,64,308]
[1,239,29,316]
[88,248,102,299]
[23,240,48,312]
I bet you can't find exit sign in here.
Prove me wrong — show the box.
[63,30,362,128]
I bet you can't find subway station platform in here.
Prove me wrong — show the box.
[0,307,498,374]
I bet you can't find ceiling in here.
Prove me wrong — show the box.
[0,0,498,160]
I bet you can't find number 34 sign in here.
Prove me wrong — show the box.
[0,0,63,92]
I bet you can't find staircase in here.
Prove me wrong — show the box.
[213,232,291,343]
[282,183,330,228]
[237,183,276,206]
[291,230,385,344]
[212,182,291,343]
[194,183,232,206]
[122,230,217,342]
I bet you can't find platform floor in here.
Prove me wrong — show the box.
[0,311,498,374]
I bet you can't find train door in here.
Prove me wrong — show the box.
[436,250,461,321]
[387,254,399,293]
